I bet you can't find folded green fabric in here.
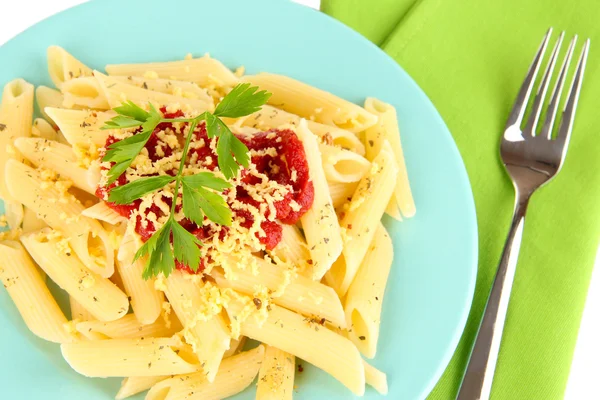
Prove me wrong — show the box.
[323,1,600,399]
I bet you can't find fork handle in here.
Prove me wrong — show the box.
[457,195,530,400]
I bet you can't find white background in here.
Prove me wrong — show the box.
[0,0,596,398]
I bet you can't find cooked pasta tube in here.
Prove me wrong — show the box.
[0,79,34,202]
[61,77,110,110]
[21,229,128,322]
[14,137,97,194]
[326,143,398,296]
[242,73,378,133]
[105,54,239,88]
[211,255,346,328]
[146,346,265,400]
[5,160,114,277]
[76,313,181,341]
[47,45,93,88]
[345,224,393,358]
[0,241,75,343]
[61,336,201,377]
[225,295,365,395]
[256,346,295,400]
[319,142,371,183]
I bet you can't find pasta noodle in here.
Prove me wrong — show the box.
[109,75,213,105]
[21,229,128,322]
[61,336,201,377]
[363,360,388,395]
[117,233,164,324]
[256,346,295,400]
[162,271,231,382]
[94,71,214,111]
[5,160,115,277]
[36,86,65,122]
[32,118,58,141]
[47,45,93,88]
[105,54,239,89]
[326,142,398,296]
[44,107,112,147]
[0,79,34,202]
[242,73,378,133]
[345,224,393,358]
[211,255,346,328]
[225,295,365,395]
[116,376,168,400]
[296,120,343,280]
[0,241,75,343]
[76,313,181,340]
[70,296,94,322]
[365,98,416,219]
[270,224,311,274]
[319,143,371,183]
[61,77,110,110]
[146,346,265,400]
[14,137,97,194]
[328,181,359,209]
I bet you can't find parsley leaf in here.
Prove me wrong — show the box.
[108,175,175,205]
[214,83,272,118]
[114,101,151,122]
[137,221,171,279]
[217,129,250,179]
[182,173,231,191]
[181,180,205,226]
[101,115,144,130]
[171,222,202,272]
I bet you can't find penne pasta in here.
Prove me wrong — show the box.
[36,86,65,122]
[22,206,47,234]
[44,107,112,147]
[296,120,343,280]
[363,360,388,395]
[223,336,247,359]
[109,75,213,105]
[61,336,201,377]
[61,77,110,110]
[319,142,371,183]
[326,143,398,296]
[212,255,346,329]
[0,79,34,202]
[239,104,365,155]
[5,160,114,277]
[256,346,295,400]
[4,200,24,231]
[146,346,265,400]
[21,228,128,322]
[82,202,127,225]
[14,137,97,194]
[365,98,416,219]
[94,71,214,112]
[162,271,231,382]
[0,241,75,343]
[270,224,311,274]
[225,295,365,395]
[116,376,168,400]
[32,118,59,141]
[47,45,93,88]
[105,54,239,89]
[242,73,378,133]
[328,181,359,209]
[116,234,164,324]
[345,224,393,358]
[76,313,181,340]
[70,296,94,322]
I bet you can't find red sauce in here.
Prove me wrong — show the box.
[97,108,314,273]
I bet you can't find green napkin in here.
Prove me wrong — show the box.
[323,0,600,399]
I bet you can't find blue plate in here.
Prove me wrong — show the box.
[0,0,478,399]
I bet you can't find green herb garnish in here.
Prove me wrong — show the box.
[101,83,271,279]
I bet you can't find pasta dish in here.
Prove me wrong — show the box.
[0,46,415,399]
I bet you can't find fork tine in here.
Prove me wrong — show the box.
[554,39,590,149]
[505,28,553,129]
[539,36,578,139]
[523,32,564,136]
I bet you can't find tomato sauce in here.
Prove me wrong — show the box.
[96,109,314,273]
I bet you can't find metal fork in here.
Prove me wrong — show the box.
[457,28,590,400]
